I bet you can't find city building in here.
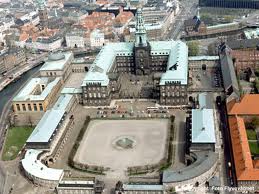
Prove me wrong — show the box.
[81,8,188,106]
[190,108,216,152]
[227,94,259,190]
[183,18,241,38]
[186,93,216,152]
[90,29,105,48]
[39,52,73,81]
[21,149,64,186]
[113,7,134,35]
[188,56,219,72]
[163,151,218,192]
[0,47,26,75]
[36,0,48,27]
[127,3,178,40]
[56,179,95,194]
[65,28,86,48]
[226,38,259,51]
[230,49,259,74]
[184,15,207,36]
[199,0,259,9]
[244,28,259,39]
[12,77,62,126]
[17,25,63,51]
[26,94,76,150]
[115,184,165,194]
[219,44,240,102]
[12,77,62,113]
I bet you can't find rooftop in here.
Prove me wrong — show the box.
[26,94,73,144]
[163,151,218,183]
[228,116,259,181]
[40,52,73,71]
[188,56,219,61]
[82,40,188,86]
[227,94,259,115]
[226,38,259,50]
[244,28,259,39]
[26,109,65,143]
[220,47,240,99]
[13,77,61,102]
[198,92,213,109]
[122,184,163,191]
[191,109,216,143]
[21,149,63,181]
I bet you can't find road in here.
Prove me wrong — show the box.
[0,64,42,141]
[0,65,42,194]
[0,53,47,92]
[217,99,237,193]
[167,0,199,40]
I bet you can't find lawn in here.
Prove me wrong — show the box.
[248,142,259,155]
[246,129,257,140]
[2,126,33,161]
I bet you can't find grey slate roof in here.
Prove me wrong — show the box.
[191,109,216,144]
[226,38,259,50]
[220,48,240,99]
[163,151,218,183]
[198,93,213,109]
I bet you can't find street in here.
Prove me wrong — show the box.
[167,0,199,40]
[217,99,237,193]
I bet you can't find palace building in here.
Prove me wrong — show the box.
[81,9,189,106]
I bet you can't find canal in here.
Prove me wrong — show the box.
[0,65,42,115]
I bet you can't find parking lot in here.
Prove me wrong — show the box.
[189,69,223,89]
[94,100,184,119]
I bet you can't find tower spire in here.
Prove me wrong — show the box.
[135,8,148,47]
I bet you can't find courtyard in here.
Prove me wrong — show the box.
[73,119,169,174]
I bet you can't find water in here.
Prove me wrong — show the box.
[0,65,42,114]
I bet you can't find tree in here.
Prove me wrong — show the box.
[251,117,259,129]
[187,41,199,56]
[223,15,234,23]
[208,43,217,55]
[245,116,259,130]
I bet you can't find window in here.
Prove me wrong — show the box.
[33,103,37,111]
[28,104,32,111]
[22,104,26,111]
[39,103,43,111]
[16,104,20,111]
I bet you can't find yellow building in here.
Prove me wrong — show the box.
[12,77,62,113]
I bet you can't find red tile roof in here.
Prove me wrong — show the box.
[227,94,259,181]
[228,116,259,180]
[227,94,259,115]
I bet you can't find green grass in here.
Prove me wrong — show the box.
[249,142,259,155]
[246,130,257,140]
[2,126,33,161]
